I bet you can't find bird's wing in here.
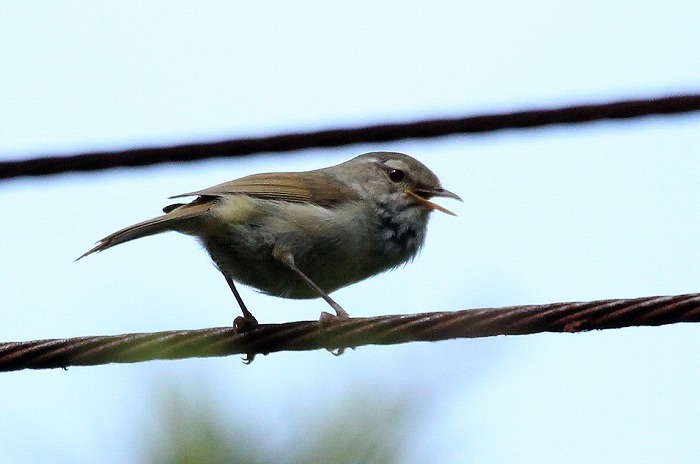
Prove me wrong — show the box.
[170,171,360,207]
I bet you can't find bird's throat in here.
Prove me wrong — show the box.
[374,200,428,260]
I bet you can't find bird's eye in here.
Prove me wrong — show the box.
[388,169,405,182]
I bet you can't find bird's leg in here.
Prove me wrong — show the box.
[273,249,350,320]
[223,273,259,331]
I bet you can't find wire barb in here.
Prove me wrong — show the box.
[1,93,700,180]
[2,293,699,372]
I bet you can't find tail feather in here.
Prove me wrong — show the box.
[76,202,212,260]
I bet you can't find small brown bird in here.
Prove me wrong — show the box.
[78,152,460,327]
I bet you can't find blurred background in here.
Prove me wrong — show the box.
[2,2,700,463]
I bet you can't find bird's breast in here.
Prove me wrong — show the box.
[197,197,428,298]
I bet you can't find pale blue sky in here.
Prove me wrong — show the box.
[1,2,700,463]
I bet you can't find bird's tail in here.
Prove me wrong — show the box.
[76,202,212,260]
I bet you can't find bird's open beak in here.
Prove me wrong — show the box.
[405,188,462,216]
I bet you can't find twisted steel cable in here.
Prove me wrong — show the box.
[2,293,699,372]
[2,93,700,180]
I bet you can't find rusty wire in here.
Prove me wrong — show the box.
[2,93,700,180]
[2,292,699,372]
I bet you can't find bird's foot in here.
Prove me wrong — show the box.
[318,310,348,325]
[319,310,350,356]
[233,314,259,333]
[233,314,259,364]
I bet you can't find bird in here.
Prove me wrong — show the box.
[78,152,461,328]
